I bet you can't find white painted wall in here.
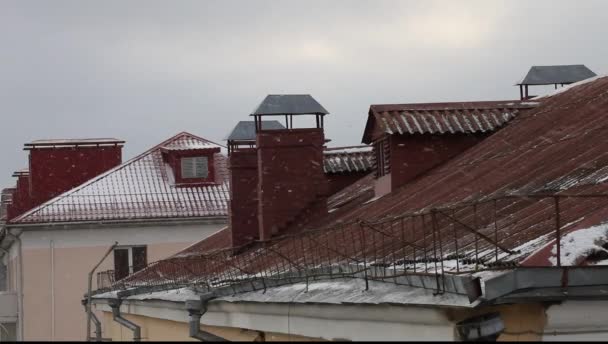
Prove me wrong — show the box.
[97,300,457,341]
[543,300,608,341]
[18,223,223,250]
[7,221,226,341]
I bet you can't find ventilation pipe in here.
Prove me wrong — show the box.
[185,294,228,342]
[108,298,141,341]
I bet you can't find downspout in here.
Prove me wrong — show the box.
[81,299,102,341]
[5,229,24,341]
[185,294,228,342]
[86,242,118,341]
[108,298,141,341]
[50,239,55,341]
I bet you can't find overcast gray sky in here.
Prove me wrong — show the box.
[1,0,607,188]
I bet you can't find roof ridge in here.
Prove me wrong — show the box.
[370,100,529,109]
[324,145,373,152]
[10,132,225,223]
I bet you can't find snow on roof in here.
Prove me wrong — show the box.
[532,74,605,100]
[217,278,474,308]
[11,132,230,224]
[323,145,374,174]
[548,223,608,266]
[94,279,474,308]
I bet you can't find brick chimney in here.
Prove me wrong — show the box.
[7,138,124,220]
[228,147,260,247]
[227,95,330,245]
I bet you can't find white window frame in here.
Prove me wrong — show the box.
[181,156,209,179]
[115,245,146,274]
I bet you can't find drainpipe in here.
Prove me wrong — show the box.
[5,229,24,341]
[81,299,102,341]
[86,242,118,341]
[185,294,228,342]
[108,298,141,341]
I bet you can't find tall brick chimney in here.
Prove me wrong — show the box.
[227,95,330,245]
[253,95,330,240]
[226,120,286,247]
[7,138,124,220]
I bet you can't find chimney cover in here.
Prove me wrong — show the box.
[517,64,596,86]
[250,94,329,116]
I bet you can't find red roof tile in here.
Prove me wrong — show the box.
[11,132,230,224]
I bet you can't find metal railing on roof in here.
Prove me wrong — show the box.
[97,193,608,297]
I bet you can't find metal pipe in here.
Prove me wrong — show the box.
[5,230,24,341]
[108,298,141,341]
[86,242,118,341]
[185,294,228,342]
[50,239,55,341]
[81,299,102,341]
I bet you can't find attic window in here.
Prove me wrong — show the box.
[181,156,209,179]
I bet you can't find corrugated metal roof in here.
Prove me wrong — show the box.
[106,76,608,295]
[251,94,329,116]
[225,120,285,141]
[519,65,597,85]
[323,146,374,174]
[313,76,608,264]
[10,132,230,224]
[362,101,538,143]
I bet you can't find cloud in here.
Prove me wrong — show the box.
[0,0,607,188]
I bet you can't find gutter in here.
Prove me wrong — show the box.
[6,216,227,230]
[108,298,141,341]
[482,266,608,303]
[185,294,228,342]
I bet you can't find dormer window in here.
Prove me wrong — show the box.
[161,146,221,186]
[181,156,209,179]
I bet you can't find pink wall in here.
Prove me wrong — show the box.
[17,235,206,341]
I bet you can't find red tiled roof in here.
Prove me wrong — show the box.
[11,132,230,224]
[323,146,374,174]
[109,77,608,293]
[362,101,538,143]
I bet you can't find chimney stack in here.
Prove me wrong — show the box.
[227,95,330,245]
[7,138,124,220]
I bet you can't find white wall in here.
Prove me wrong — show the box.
[97,300,457,341]
[11,221,226,341]
[543,300,608,341]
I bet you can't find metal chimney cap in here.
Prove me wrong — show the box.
[251,94,329,116]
